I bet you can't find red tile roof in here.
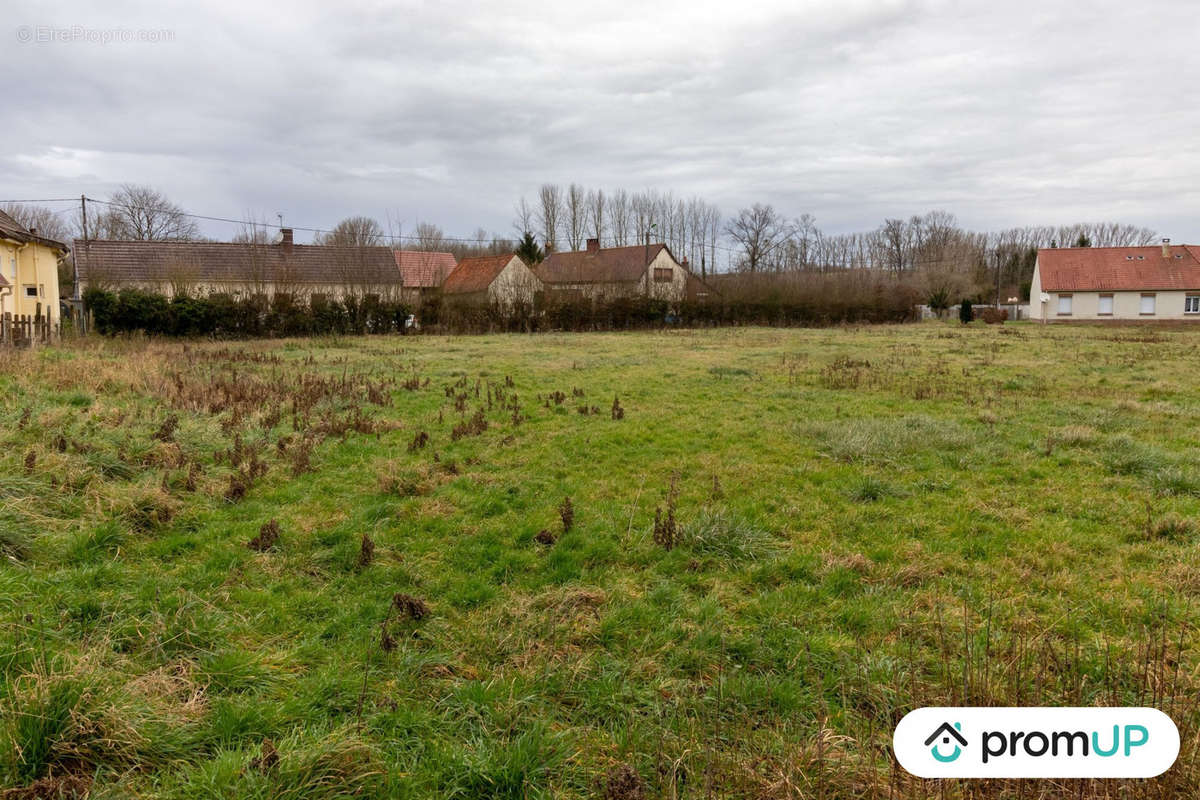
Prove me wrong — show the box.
[443,254,521,294]
[537,243,668,284]
[74,239,400,286]
[1037,245,1200,291]
[394,250,456,288]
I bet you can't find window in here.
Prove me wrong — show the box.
[1186,295,1200,314]
[1140,293,1156,315]
[1098,294,1113,315]
[653,267,673,283]
[1057,294,1072,315]
[24,285,37,298]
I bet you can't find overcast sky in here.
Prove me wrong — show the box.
[6,0,1199,244]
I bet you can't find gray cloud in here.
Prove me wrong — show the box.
[4,0,1198,244]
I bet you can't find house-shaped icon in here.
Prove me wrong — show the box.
[924,722,968,748]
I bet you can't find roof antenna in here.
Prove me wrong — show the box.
[276,212,284,228]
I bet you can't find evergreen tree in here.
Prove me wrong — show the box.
[515,231,544,264]
[959,299,973,324]
[1075,233,1092,247]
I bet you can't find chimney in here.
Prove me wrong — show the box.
[1162,238,1171,258]
[28,227,37,237]
[681,256,689,268]
[281,228,294,252]
[586,237,600,253]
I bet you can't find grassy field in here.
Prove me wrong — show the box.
[2,323,1199,798]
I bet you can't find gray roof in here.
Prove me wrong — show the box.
[73,238,406,288]
[0,209,69,252]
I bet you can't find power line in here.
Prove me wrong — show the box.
[79,195,738,254]
[0,198,78,204]
[4,195,738,259]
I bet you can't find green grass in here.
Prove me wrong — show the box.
[2,323,1199,797]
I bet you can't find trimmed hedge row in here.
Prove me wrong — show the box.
[84,288,422,337]
[84,283,919,338]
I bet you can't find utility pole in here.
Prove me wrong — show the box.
[77,195,88,303]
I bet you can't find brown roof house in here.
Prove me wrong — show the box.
[1031,239,1200,320]
[442,254,542,310]
[536,239,710,303]
[73,229,448,304]
[394,250,457,300]
[2,209,70,323]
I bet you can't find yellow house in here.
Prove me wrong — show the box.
[0,209,68,323]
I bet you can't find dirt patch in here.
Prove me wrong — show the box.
[357,533,375,567]
[2,775,92,800]
[392,593,429,620]
[249,738,279,772]
[247,519,280,551]
[601,764,644,800]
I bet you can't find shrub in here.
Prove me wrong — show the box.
[847,475,898,502]
[959,299,973,324]
[85,269,926,339]
[679,509,773,561]
[805,415,969,465]
[84,288,413,338]
[1150,513,1197,542]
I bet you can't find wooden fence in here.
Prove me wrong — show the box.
[0,313,58,347]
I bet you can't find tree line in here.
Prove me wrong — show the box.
[3,182,1163,305]
[514,184,724,277]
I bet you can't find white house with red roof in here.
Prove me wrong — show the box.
[1031,239,1200,320]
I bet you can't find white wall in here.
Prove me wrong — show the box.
[1037,289,1200,320]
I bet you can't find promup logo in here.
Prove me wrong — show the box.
[924,722,967,763]
[895,707,1179,778]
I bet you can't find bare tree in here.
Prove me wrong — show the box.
[879,218,910,273]
[513,196,536,238]
[725,203,792,273]
[318,216,384,247]
[1,203,71,242]
[607,189,630,246]
[564,183,586,250]
[586,188,606,243]
[98,184,199,241]
[412,221,447,252]
[537,184,562,251]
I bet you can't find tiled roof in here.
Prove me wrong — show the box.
[74,239,402,287]
[537,243,667,284]
[1037,245,1200,291]
[443,254,521,294]
[394,250,457,288]
[0,209,69,252]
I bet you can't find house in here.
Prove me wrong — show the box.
[1031,239,1200,320]
[441,254,542,310]
[535,239,709,304]
[73,230,442,305]
[1,209,69,323]
[394,250,457,302]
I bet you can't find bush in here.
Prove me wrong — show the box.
[85,288,413,338]
[679,509,773,561]
[85,269,925,338]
